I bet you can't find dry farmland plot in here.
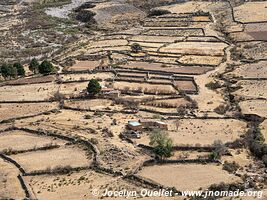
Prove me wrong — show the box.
[233,2,267,23]
[227,61,267,79]
[135,119,246,146]
[0,102,58,121]
[138,164,241,191]
[113,81,177,94]
[234,80,267,99]
[129,35,180,43]
[143,28,204,36]
[60,72,114,82]
[160,42,227,56]
[0,158,25,199]
[64,99,124,111]
[167,119,246,145]
[177,55,223,66]
[0,75,55,86]
[160,1,225,14]
[234,42,267,60]
[174,80,197,92]
[0,130,66,152]
[87,39,128,49]
[67,60,101,71]
[59,82,90,97]
[239,100,267,118]
[120,61,211,75]
[0,83,58,102]
[24,171,146,200]
[143,98,189,108]
[10,146,91,173]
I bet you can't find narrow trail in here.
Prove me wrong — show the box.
[191,44,234,116]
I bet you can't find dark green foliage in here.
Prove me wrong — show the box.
[29,58,40,74]
[131,43,142,53]
[76,10,95,23]
[13,62,25,76]
[0,64,17,79]
[149,130,173,159]
[39,60,54,75]
[148,9,171,17]
[87,79,101,96]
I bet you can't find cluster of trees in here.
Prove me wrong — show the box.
[0,63,25,79]
[29,58,55,75]
[0,58,55,80]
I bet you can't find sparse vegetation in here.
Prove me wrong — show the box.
[149,130,173,159]
[131,43,142,53]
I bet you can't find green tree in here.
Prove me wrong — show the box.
[87,79,101,96]
[29,58,39,74]
[9,66,18,79]
[0,64,11,79]
[13,62,25,76]
[0,64,17,79]
[39,60,54,75]
[131,43,142,53]
[149,130,173,159]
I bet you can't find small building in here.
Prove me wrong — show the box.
[139,119,168,130]
[127,121,142,131]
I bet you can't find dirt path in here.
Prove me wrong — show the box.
[191,45,234,116]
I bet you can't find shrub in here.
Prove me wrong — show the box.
[214,104,229,115]
[223,161,240,173]
[76,10,95,23]
[149,130,173,159]
[131,43,142,53]
[205,81,221,90]
[148,9,171,17]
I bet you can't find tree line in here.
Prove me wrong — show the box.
[0,58,55,80]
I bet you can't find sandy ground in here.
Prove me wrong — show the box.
[160,1,225,14]
[68,60,101,71]
[178,55,223,66]
[60,72,114,82]
[120,61,211,75]
[233,2,267,23]
[0,102,58,121]
[24,170,182,200]
[10,146,91,173]
[113,81,177,94]
[65,99,124,111]
[239,100,267,118]
[0,158,25,199]
[0,130,66,152]
[160,42,227,56]
[138,164,241,191]
[226,61,267,79]
[234,80,267,99]
[0,83,58,101]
